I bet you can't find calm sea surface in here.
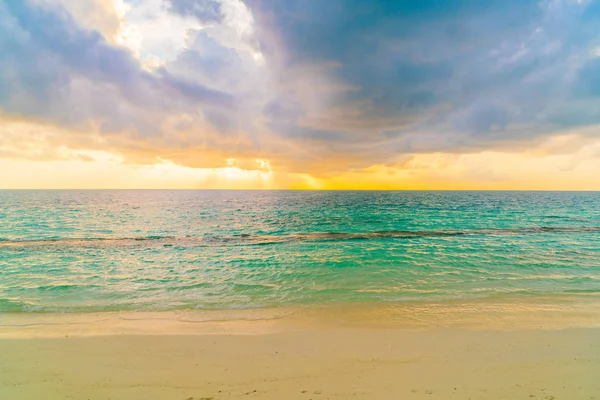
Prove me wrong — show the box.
[1,190,599,313]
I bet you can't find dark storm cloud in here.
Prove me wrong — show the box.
[247,0,600,159]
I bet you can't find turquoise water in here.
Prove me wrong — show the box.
[0,190,599,313]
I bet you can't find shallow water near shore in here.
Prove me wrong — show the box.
[3,295,600,338]
[1,190,599,315]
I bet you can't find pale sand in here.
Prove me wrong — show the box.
[2,300,600,400]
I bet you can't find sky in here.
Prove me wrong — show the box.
[1,0,600,189]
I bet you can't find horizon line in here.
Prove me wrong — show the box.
[1,189,600,192]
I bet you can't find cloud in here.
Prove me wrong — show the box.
[1,0,600,181]
[28,0,127,43]
[0,0,250,164]
[246,0,600,164]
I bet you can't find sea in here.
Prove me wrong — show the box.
[1,190,599,315]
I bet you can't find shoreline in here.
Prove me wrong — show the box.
[3,295,600,338]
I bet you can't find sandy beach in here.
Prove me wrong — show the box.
[2,301,600,400]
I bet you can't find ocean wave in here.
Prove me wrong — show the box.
[0,235,176,247]
[0,226,598,248]
[0,298,35,312]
